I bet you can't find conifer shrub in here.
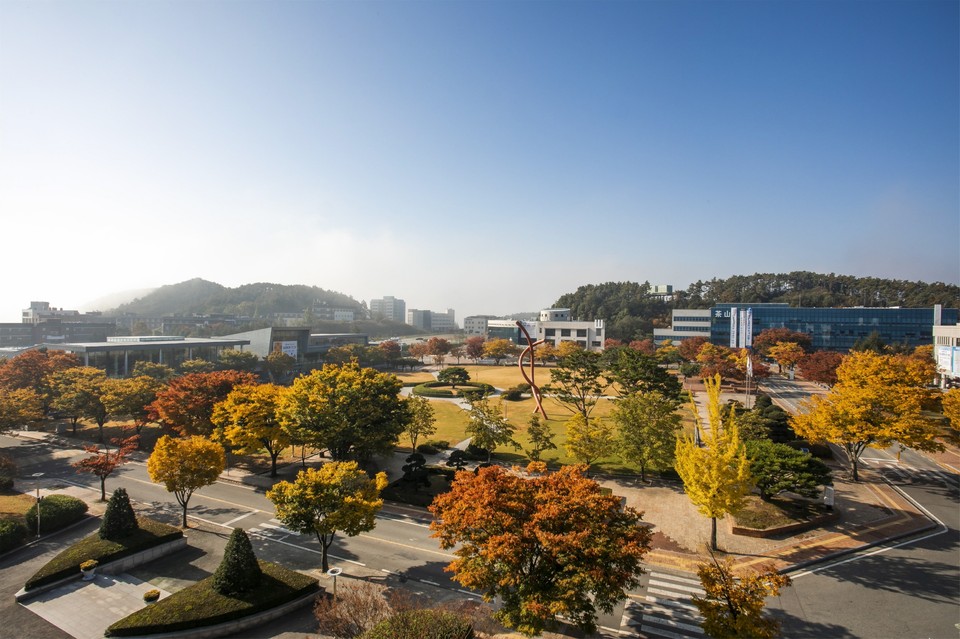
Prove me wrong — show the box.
[99,488,140,540]
[212,528,262,595]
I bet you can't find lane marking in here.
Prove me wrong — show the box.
[222,511,256,527]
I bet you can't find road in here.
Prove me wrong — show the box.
[757,377,960,639]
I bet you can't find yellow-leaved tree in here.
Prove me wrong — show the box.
[147,435,226,527]
[267,461,387,572]
[693,555,791,639]
[791,350,943,481]
[675,374,751,551]
[211,383,291,478]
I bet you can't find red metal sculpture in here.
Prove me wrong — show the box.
[516,320,548,420]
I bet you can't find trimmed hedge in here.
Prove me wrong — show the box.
[0,518,27,553]
[25,516,183,591]
[26,494,88,536]
[411,381,494,398]
[105,560,319,637]
[362,609,474,639]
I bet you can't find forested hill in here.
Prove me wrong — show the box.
[109,278,364,318]
[554,273,959,341]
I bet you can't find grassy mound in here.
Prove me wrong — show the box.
[105,560,319,636]
[24,516,182,591]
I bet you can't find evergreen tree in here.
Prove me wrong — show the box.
[99,488,139,540]
[213,528,262,595]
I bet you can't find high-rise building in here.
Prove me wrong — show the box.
[370,296,406,323]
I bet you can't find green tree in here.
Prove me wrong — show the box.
[611,390,682,480]
[603,346,682,400]
[147,435,226,527]
[180,358,216,374]
[101,375,165,435]
[403,396,437,451]
[436,366,470,389]
[131,361,175,382]
[211,383,291,477]
[564,413,616,472]
[430,465,651,636]
[264,351,297,384]
[267,461,387,572]
[213,527,262,595]
[693,556,791,639]
[675,375,752,551]
[465,398,518,462]
[544,349,605,420]
[217,349,261,372]
[99,487,139,541]
[745,439,832,501]
[523,413,557,462]
[278,362,410,461]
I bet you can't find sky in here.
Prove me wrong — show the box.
[1,0,957,324]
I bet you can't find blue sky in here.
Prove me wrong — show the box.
[1,0,957,323]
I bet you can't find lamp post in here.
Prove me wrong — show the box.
[326,567,342,599]
[31,473,44,539]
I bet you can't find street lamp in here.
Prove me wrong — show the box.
[31,473,44,539]
[326,567,342,599]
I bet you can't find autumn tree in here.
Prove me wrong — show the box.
[403,395,436,451]
[630,339,656,355]
[101,375,165,435]
[752,327,812,359]
[791,350,943,481]
[745,439,832,501]
[464,336,486,363]
[407,341,428,363]
[554,340,583,360]
[267,461,387,572]
[179,358,216,374]
[943,388,960,438]
[147,435,226,527]
[148,370,257,436]
[264,350,297,384]
[544,349,605,420]
[278,361,409,461]
[675,375,752,551]
[0,387,44,433]
[798,350,843,386]
[465,397,518,461]
[430,465,651,636]
[603,346,682,400]
[767,342,806,375]
[611,390,682,481]
[697,344,742,381]
[377,340,402,364]
[131,361,175,382]
[211,383,291,477]
[482,338,518,365]
[656,340,681,365]
[565,413,616,472]
[533,341,556,365]
[426,337,451,368]
[523,413,556,462]
[693,556,791,639]
[73,433,139,501]
[217,349,261,373]
[47,366,111,441]
[678,336,710,362]
[0,349,80,404]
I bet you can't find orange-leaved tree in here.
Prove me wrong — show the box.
[73,433,139,501]
[693,555,791,639]
[147,435,225,527]
[430,464,651,636]
[148,370,257,436]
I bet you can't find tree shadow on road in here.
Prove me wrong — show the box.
[772,609,858,638]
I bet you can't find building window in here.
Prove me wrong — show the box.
[576,329,587,337]
[561,329,571,337]
[545,328,555,337]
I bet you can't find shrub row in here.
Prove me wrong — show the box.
[411,381,495,398]
[0,519,28,553]
[362,609,474,639]
[26,494,89,536]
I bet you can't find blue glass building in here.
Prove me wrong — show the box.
[710,303,958,352]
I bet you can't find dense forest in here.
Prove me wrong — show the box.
[110,278,364,318]
[554,272,959,341]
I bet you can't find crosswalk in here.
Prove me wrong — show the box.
[246,518,302,540]
[621,571,704,638]
[864,458,959,491]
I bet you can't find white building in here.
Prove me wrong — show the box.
[464,315,497,335]
[933,324,960,387]
[407,308,458,332]
[370,296,406,323]
[536,308,605,351]
[653,309,712,344]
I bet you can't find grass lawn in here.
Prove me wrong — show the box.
[394,371,436,385]
[0,492,35,520]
